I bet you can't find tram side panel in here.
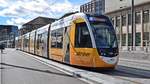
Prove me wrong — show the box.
[35,31,43,56]
[24,33,30,52]
[63,26,71,64]
[50,28,64,62]
[35,26,49,58]
[18,36,22,50]
[42,31,48,58]
[15,36,21,50]
[21,35,25,51]
[27,33,30,52]
[15,37,18,49]
[29,30,36,54]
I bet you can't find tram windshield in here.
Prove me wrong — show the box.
[90,21,118,48]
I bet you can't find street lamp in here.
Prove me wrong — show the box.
[131,0,134,50]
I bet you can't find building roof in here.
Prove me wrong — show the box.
[22,16,56,26]
[20,16,57,35]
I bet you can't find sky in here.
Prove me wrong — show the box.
[0,0,90,28]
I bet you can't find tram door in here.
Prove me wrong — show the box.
[42,32,48,58]
[36,32,48,58]
[70,18,93,67]
[63,27,71,64]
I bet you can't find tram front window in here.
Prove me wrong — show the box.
[91,22,117,48]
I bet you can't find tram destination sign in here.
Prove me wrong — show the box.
[89,17,107,22]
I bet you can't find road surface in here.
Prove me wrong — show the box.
[0,49,87,84]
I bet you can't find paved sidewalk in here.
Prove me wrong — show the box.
[119,51,150,71]
[118,58,150,71]
[119,51,150,61]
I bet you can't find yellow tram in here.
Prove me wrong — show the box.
[17,13,119,69]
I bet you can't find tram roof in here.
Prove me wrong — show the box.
[50,13,87,30]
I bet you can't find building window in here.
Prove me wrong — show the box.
[82,6,84,12]
[122,34,126,46]
[135,32,141,46]
[135,12,141,24]
[143,10,149,23]
[143,32,149,46]
[80,6,83,12]
[128,33,132,46]
[116,34,120,46]
[122,15,126,26]
[91,2,93,12]
[128,14,131,25]
[87,4,89,12]
[116,16,120,27]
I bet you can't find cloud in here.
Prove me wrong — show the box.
[50,0,79,13]
[6,17,32,29]
[0,0,8,7]
[0,0,82,28]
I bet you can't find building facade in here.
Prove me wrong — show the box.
[106,1,150,51]
[0,25,18,48]
[105,0,150,13]
[80,0,105,15]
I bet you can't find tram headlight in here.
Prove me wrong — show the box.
[100,52,106,56]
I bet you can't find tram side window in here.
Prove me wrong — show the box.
[37,34,42,49]
[75,22,92,48]
[24,36,29,48]
[51,30,57,48]
[51,29,63,48]
[56,28,63,48]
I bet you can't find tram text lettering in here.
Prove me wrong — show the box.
[76,52,90,57]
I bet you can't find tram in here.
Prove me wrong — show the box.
[17,13,119,69]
